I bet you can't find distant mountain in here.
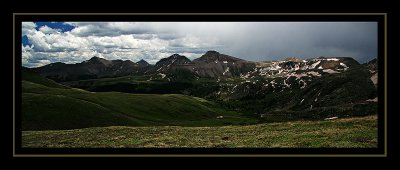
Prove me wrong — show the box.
[153,54,194,73]
[367,58,377,65]
[366,58,378,71]
[143,51,257,81]
[193,51,244,63]
[31,56,141,82]
[192,51,255,78]
[142,54,196,81]
[136,59,150,67]
[29,51,367,88]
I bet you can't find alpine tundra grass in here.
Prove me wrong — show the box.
[22,115,377,148]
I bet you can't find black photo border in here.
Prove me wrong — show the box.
[13,13,386,157]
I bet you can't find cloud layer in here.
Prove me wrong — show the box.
[22,22,377,67]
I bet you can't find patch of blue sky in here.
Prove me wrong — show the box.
[35,22,75,32]
[22,35,32,46]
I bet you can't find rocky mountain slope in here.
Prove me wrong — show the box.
[192,51,255,78]
[31,56,141,82]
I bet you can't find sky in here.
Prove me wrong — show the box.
[22,22,377,68]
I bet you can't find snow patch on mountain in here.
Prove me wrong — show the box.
[283,79,290,88]
[307,71,321,76]
[158,73,166,79]
[311,61,321,69]
[270,80,276,88]
[323,69,340,74]
[340,63,349,71]
[286,73,308,80]
[223,67,230,75]
[366,97,378,102]
[327,58,339,61]
[299,79,307,89]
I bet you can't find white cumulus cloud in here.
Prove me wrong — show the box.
[22,22,37,36]
[39,25,61,34]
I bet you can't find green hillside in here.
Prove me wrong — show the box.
[22,67,69,89]
[22,70,255,131]
[22,115,377,148]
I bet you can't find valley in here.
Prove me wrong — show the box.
[22,72,255,131]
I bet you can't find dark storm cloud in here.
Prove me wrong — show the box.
[311,22,377,62]
[157,33,183,40]
[211,22,377,63]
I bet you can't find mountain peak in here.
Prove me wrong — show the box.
[163,54,190,62]
[205,50,220,55]
[171,54,181,57]
[137,59,150,67]
[89,56,102,61]
[367,58,377,65]
[194,51,244,63]
[88,56,105,62]
[87,56,113,66]
[154,54,193,72]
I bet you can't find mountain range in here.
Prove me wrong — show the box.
[30,50,366,82]
[25,50,378,124]
[29,51,257,82]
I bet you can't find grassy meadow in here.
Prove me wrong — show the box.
[22,115,377,148]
